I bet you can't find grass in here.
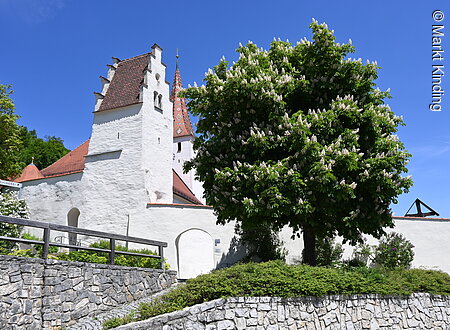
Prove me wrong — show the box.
[103,260,450,329]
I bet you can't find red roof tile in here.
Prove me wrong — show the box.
[171,65,194,138]
[40,140,90,177]
[173,170,202,205]
[98,54,150,112]
[393,216,450,221]
[15,164,44,183]
[16,138,202,205]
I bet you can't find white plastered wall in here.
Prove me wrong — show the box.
[141,47,173,204]
[173,135,194,187]
[83,104,147,236]
[339,218,450,274]
[128,204,243,275]
[19,173,85,241]
[173,135,205,204]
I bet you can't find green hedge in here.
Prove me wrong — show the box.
[104,261,450,329]
[2,238,168,270]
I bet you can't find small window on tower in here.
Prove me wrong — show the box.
[153,91,158,104]
[158,94,163,108]
[177,142,181,153]
[117,132,120,139]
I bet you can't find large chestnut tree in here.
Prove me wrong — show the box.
[183,21,413,265]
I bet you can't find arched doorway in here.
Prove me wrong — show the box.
[67,208,80,249]
[176,229,214,279]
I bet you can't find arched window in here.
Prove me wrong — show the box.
[67,208,80,250]
[154,91,158,106]
[158,94,163,108]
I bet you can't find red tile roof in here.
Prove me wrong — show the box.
[393,216,450,221]
[15,164,44,183]
[171,65,194,138]
[16,138,202,204]
[40,140,90,177]
[98,53,150,112]
[173,170,202,205]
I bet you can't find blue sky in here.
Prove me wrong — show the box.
[0,0,449,217]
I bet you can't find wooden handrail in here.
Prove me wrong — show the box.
[0,215,167,269]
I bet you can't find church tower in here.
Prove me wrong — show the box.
[83,44,173,234]
[171,53,204,203]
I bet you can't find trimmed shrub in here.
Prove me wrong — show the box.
[344,240,373,268]
[235,222,286,262]
[21,232,58,255]
[103,261,450,328]
[0,192,29,253]
[315,237,343,267]
[373,232,414,269]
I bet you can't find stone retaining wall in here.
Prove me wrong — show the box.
[116,293,450,329]
[0,255,177,329]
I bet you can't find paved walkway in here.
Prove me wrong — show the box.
[67,284,180,330]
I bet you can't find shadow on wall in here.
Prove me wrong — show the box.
[216,236,248,269]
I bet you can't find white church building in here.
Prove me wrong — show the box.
[13,45,251,279]
[11,45,450,275]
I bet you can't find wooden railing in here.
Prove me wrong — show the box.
[0,215,167,269]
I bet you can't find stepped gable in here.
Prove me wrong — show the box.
[173,170,202,205]
[171,56,194,138]
[98,53,150,112]
[40,140,90,178]
[15,164,44,183]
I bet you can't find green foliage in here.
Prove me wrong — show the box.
[17,126,70,170]
[89,240,168,269]
[0,82,70,177]
[315,237,343,267]
[20,232,58,255]
[106,261,450,327]
[0,234,167,269]
[102,313,137,329]
[182,21,413,264]
[0,192,29,252]
[7,249,36,258]
[235,222,286,262]
[0,84,22,179]
[346,240,373,267]
[2,23,415,266]
[373,232,414,269]
[50,240,168,269]
[56,250,108,264]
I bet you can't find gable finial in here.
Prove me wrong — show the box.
[176,48,179,70]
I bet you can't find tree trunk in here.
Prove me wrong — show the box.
[302,225,317,266]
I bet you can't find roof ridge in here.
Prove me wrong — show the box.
[172,170,202,205]
[173,169,196,197]
[40,139,90,173]
[118,52,150,64]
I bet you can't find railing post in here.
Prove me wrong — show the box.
[159,245,164,270]
[109,238,115,265]
[42,227,50,259]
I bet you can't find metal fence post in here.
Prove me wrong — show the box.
[109,238,115,265]
[159,245,164,270]
[42,227,50,259]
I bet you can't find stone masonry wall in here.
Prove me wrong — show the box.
[116,294,450,330]
[0,255,177,329]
